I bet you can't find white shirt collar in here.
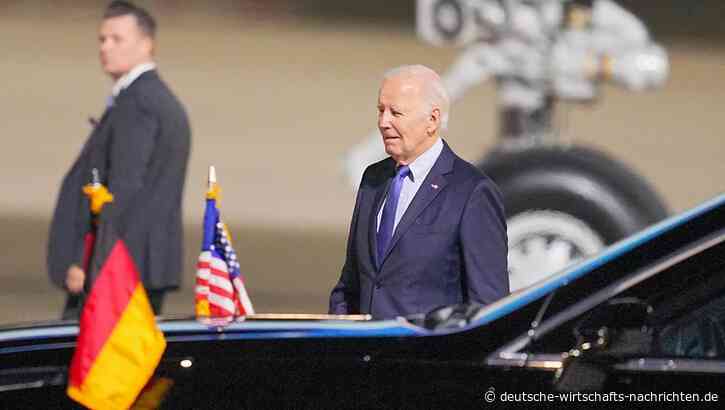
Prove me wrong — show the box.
[406,137,443,182]
[111,62,156,97]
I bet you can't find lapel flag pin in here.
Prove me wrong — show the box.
[431,184,439,189]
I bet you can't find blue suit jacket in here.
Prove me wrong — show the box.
[329,141,509,319]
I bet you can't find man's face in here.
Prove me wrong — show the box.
[98,15,152,80]
[377,75,439,165]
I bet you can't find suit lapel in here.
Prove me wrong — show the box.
[378,142,455,268]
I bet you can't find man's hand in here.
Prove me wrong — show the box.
[66,265,86,294]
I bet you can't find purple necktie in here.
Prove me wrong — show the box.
[377,165,410,267]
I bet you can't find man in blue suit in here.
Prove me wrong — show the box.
[329,65,509,320]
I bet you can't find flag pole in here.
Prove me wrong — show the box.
[208,165,216,186]
[206,165,220,201]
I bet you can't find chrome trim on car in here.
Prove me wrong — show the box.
[0,381,45,393]
[487,352,564,370]
[0,326,78,343]
[614,358,725,374]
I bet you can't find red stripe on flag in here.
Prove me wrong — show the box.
[210,305,234,317]
[69,240,140,387]
[209,264,229,275]
[208,284,234,299]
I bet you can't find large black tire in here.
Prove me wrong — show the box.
[479,145,669,290]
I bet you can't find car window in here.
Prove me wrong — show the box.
[525,237,725,356]
[657,286,725,358]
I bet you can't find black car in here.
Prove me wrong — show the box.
[2,194,724,409]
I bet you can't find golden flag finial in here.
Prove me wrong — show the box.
[206,165,220,200]
[82,168,114,215]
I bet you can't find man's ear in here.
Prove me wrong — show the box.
[142,36,155,57]
[428,107,441,136]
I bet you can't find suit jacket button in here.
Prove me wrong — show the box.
[374,281,382,290]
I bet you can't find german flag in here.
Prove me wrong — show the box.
[67,215,166,409]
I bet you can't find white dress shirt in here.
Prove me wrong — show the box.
[377,137,444,232]
[111,62,157,98]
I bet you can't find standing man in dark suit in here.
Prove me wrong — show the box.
[329,65,508,320]
[47,1,190,318]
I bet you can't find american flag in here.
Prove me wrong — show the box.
[195,167,254,317]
